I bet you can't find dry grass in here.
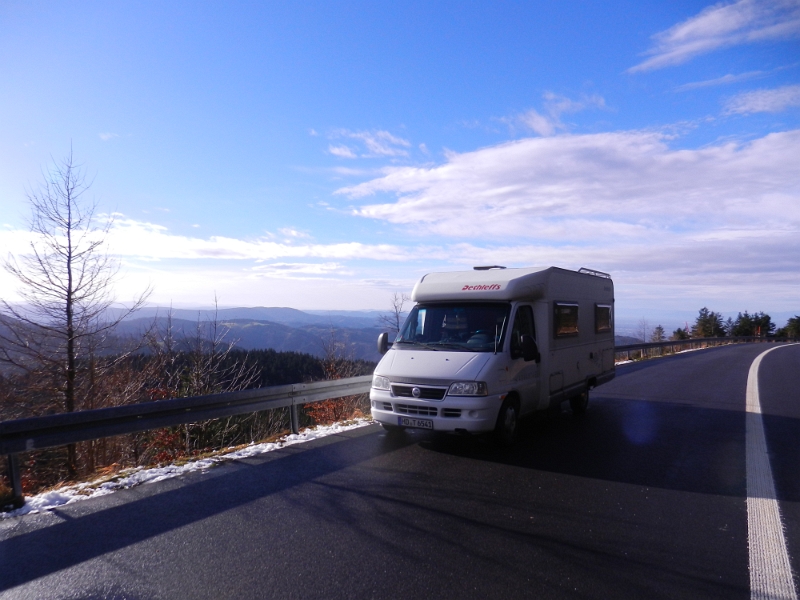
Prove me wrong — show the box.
[0,479,14,509]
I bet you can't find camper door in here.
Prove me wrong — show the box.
[507,304,540,414]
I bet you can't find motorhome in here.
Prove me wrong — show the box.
[370,266,615,444]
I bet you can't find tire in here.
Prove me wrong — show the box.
[570,390,589,416]
[494,398,519,447]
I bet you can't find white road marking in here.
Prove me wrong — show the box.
[746,345,797,600]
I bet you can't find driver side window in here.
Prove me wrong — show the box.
[510,305,535,359]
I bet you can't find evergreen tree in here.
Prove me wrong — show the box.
[650,325,666,342]
[671,327,689,340]
[775,316,800,338]
[692,307,725,338]
[732,311,775,337]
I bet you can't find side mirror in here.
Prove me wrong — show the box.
[377,332,390,355]
[521,334,540,363]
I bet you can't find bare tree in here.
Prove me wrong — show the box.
[0,150,149,477]
[636,318,649,343]
[138,299,262,461]
[303,327,369,425]
[377,291,410,337]
[155,300,260,398]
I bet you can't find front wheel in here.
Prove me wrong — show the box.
[494,398,519,447]
[570,390,589,416]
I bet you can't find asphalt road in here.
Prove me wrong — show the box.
[1,343,798,599]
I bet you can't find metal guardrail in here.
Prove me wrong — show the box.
[2,375,373,508]
[614,336,796,360]
[4,336,797,508]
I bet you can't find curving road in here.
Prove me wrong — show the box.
[1,343,798,599]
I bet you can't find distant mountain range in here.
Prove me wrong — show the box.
[109,306,387,330]
[112,307,392,361]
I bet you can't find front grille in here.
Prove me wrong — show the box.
[391,385,447,400]
[394,404,438,417]
[381,402,393,411]
[441,408,462,418]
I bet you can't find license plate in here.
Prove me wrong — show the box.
[398,417,434,430]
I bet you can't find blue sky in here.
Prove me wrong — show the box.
[1,1,798,328]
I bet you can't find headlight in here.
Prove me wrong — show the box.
[372,375,391,390]
[448,381,488,396]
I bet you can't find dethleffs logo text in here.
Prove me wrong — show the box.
[461,284,502,291]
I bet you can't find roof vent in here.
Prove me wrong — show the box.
[473,265,506,270]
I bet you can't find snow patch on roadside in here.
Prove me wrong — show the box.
[2,419,373,519]
[615,344,707,365]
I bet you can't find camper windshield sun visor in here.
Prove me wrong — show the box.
[395,302,511,352]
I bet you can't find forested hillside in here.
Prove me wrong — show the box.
[114,316,386,362]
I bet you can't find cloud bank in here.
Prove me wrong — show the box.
[340,129,800,241]
[331,128,800,309]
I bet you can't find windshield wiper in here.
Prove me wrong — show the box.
[394,340,440,351]
[426,341,474,351]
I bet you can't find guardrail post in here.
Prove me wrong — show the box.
[290,404,300,435]
[6,454,24,508]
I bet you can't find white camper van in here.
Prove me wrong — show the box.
[370,266,615,444]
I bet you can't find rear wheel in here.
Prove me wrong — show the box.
[570,390,589,416]
[494,398,519,447]
[547,397,562,421]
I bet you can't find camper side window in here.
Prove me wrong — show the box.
[510,305,536,358]
[595,304,612,333]
[554,302,579,337]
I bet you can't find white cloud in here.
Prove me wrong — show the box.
[0,219,412,263]
[250,262,353,278]
[332,129,800,301]
[629,0,800,73]
[518,109,557,136]
[724,83,800,113]
[277,227,311,240]
[0,218,423,306]
[330,129,411,157]
[505,92,607,136]
[328,144,358,159]
[96,218,413,262]
[99,132,119,141]
[0,228,38,256]
[675,69,767,91]
[329,166,376,176]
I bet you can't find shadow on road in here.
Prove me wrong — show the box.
[0,427,415,591]
[422,398,749,498]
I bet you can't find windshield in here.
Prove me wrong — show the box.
[395,303,510,352]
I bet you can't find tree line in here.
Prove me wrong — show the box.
[646,308,800,342]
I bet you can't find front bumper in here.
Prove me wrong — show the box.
[369,388,502,433]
